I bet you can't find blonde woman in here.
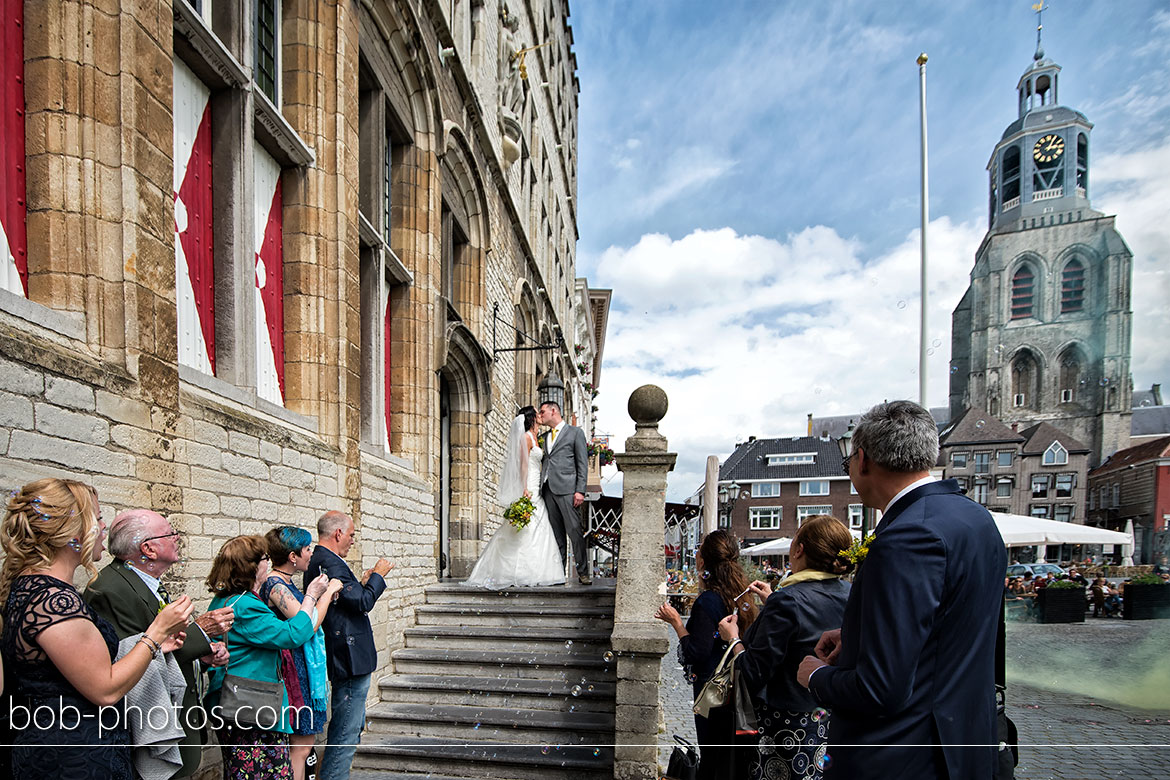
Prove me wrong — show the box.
[0,478,192,780]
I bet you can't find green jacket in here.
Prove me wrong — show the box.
[84,560,214,778]
[206,590,315,734]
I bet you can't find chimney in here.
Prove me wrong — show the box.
[748,436,756,443]
[807,413,813,435]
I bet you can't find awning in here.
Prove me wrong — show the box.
[741,528,862,557]
[990,512,1133,547]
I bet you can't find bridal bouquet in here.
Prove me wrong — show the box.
[504,495,536,531]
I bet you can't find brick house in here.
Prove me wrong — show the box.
[1087,435,1170,564]
[0,0,601,716]
[716,435,861,548]
[940,408,1089,524]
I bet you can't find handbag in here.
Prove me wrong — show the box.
[217,594,287,730]
[692,638,740,718]
[732,671,760,736]
[664,734,699,780]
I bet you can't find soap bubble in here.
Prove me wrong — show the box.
[701,570,710,580]
[814,387,822,395]
[812,707,828,722]
[817,752,832,770]
[571,685,582,697]
[541,745,551,755]
[897,300,907,309]
[951,365,959,374]
[975,419,986,428]
[565,640,573,649]
[473,722,480,730]
[593,748,601,756]
[603,651,614,662]
[927,348,935,356]
[932,339,942,348]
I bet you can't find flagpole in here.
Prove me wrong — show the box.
[917,52,929,408]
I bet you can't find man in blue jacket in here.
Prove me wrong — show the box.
[306,510,393,780]
[797,401,1006,779]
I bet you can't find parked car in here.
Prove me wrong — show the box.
[1006,563,1068,578]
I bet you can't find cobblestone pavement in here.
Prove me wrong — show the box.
[658,616,1170,778]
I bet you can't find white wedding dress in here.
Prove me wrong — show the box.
[465,434,566,588]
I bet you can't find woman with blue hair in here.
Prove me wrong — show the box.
[262,527,332,780]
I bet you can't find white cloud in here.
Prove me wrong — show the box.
[592,217,986,500]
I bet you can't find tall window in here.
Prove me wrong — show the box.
[1011,265,1035,319]
[974,452,990,474]
[1054,505,1073,523]
[848,504,863,530]
[1031,474,1050,498]
[972,480,989,505]
[1055,474,1074,498]
[749,508,782,531]
[1076,133,1088,194]
[996,478,1013,498]
[1002,146,1021,204]
[1011,351,1038,409]
[1061,260,1085,313]
[1059,351,1081,402]
[255,0,280,103]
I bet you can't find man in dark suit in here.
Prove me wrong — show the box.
[797,401,1007,780]
[538,400,591,584]
[84,509,234,778]
[305,510,393,780]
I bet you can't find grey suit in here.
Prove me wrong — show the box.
[540,422,589,577]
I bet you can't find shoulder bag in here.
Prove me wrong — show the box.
[217,594,287,730]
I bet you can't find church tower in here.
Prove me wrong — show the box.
[949,22,1133,467]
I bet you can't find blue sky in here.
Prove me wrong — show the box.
[567,1,1170,499]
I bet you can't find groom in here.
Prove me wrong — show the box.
[539,400,591,585]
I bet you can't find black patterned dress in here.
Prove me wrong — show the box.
[0,574,132,780]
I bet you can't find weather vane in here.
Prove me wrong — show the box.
[1032,2,1048,58]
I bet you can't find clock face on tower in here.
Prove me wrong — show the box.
[1033,134,1065,163]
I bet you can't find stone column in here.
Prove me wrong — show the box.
[612,385,675,780]
[702,454,719,535]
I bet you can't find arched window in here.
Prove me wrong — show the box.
[1061,259,1085,313]
[1059,350,1081,402]
[1076,133,1088,195]
[1011,265,1035,319]
[1011,350,1039,410]
[1002,146,1021,204]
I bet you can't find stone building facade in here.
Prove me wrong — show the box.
[0,0,601,715]
[948,42,1133,467]
[1087,436,1170,564]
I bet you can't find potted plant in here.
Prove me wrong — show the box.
[1036,580,1086,623]
[1122,573,1170,620]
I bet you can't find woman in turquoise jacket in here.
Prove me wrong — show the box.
[206,535,341,779]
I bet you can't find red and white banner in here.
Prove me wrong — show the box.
[1,0,27,297]
[173,58,215,373]
[253,142,284,404]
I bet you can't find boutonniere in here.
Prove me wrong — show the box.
[839,534,876,568]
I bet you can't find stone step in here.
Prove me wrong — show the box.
[414,602,614,630]
[378,673,615,713]
[426,582,615,610]
[365,701,614,745]
[391,647,617,682]
[352,735,612,780]
[403,624,612,654]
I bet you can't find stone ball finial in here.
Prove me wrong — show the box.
[628,384,668,425]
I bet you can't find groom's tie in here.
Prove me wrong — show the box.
[548,428,557,450]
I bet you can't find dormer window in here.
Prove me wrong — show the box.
[767,453,815,466]
[1043,441,1068,466]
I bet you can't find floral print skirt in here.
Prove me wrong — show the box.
[217,725,292,780]
[750,707,830,780]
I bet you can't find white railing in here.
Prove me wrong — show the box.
[1033,187,1064,201]
[1002,196,1021,211]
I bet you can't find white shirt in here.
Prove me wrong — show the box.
[125,561,164,601]
[547,420,566,451]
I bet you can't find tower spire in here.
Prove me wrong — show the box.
[1032,2,1048,60]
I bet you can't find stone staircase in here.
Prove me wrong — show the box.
[352,581,617,780]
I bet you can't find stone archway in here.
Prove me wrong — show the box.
[439,321,491,578]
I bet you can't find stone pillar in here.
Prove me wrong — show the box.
[612,385,675,780]
[702,454,719,536]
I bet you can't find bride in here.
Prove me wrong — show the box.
[465,406,566,587]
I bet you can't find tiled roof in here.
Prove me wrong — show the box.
[939,408,1024,447]
[1090,435,1170,477]
[719,436,845,482]
[1019,421,1090,455]
[809,407,950,440]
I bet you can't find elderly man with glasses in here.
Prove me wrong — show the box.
[85,509,234,778]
